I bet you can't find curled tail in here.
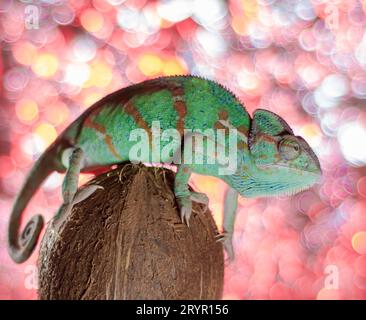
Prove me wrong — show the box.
[8,149,58,263]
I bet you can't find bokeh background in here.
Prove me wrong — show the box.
[1,0,366,300]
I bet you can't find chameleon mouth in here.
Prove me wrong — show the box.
[285,166,322,180]
[279,182,318,196]
[259,164,322,177]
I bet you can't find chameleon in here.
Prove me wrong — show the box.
[7,75,322,263]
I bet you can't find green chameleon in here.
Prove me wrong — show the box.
[8,75,321,263]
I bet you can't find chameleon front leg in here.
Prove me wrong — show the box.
[216,186,239,261]
[54,148,102,224]
[174,164,193,226]
[174,164,209,226]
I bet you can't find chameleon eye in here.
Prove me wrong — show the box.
[278,137,301,160]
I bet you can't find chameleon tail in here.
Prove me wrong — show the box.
[8,149,57,263]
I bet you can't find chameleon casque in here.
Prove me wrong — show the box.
[8,75,322,263]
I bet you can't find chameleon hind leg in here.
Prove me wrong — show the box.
[54,148,102,224]
[174,164,209,226]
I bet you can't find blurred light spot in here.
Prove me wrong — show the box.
[44,101,70,127]
[93,0,114,12]
[299,123,322,148]
[4,68,29,92]
[354,255,366,277]
[322,74,349,99]
[192,0,227,29]
[272,6,294,27]
[163,58,186,76]
[157,0,193,23]
[43,172,63,191]
[338,122,366,166]
[117,7,141,31]
[80,9,104,33]
[32,53,59,78]
[83,92,104,109]
[84,60,113,88]
[298,65,322,87]
[314,87,338,109]
[301,92,318,115]
[2,170,25,196]
[107,0,126,5]
[355,33,366,67]
[316,288,341,300]
[353,274,366,291]
[34,123,57,146]
[12,41,37,66]
[0,0,12,13]
[21,134,46,156]
[357,176,366,198]
[143,4,162,33]
[351,76,366,98]
[295,0,316,21]
[231,15,247,36]
[138,54,163,76]
[237,70,259,93]
[241,0,258,19]
[348,2,365,25]
[196,28,227,58]
[269,282,292,300]
[320,112,340,137]
[0,156,16,178]
[71,36,97,62]
[52,5,75,25]
[64,63,90,86]
[314,74,348,109]
[123,31,149,48]
[299,28,316,51]
[15,99,39,123]
[117,5,160,34]
[352,231,366,254]
[248,23,271,48]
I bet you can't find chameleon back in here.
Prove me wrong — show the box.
[71,76,250,168]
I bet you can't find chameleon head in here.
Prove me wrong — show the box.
[241,109,322,197]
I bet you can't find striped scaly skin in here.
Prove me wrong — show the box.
[7,75,322,263]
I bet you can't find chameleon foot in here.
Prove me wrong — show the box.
[73,184,104,205]
[53,184,104,228]
[176,195,192,227]
[190,192,209,212]
[52,202,73,228]
[215,231,235,262]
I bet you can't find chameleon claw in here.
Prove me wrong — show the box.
[180,205,192,227]
[224,241,235,263]
[215,231,235,262]
[177,191,209,226]
[215,231,230,242]
[177,196,192,227]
